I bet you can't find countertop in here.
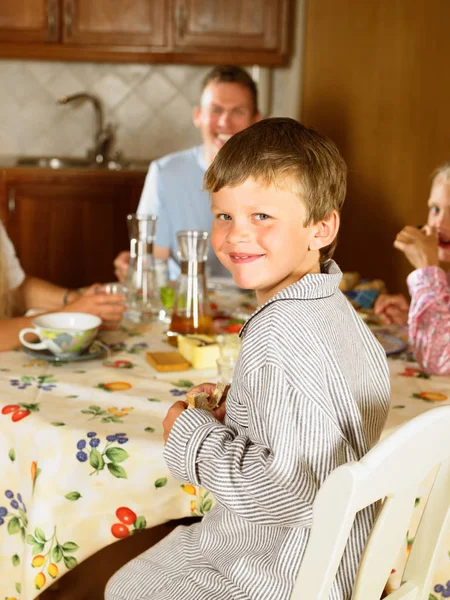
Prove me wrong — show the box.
[0,155,152,172]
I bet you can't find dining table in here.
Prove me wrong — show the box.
[1,299,449,599]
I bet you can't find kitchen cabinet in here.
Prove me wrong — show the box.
[0,0,291,65]
[173,0,286,54]
[0,0,59,43]
[63,0,167,48]
[0,168,146,289]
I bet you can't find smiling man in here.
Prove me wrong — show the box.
[114,66,261,281]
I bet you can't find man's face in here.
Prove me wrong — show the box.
[193,81,260,165]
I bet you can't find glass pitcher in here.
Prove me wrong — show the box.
[124,213,164,323]
[167,230,214,346]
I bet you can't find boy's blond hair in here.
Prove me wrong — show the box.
[204,117,347,261]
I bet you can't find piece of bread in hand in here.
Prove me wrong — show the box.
[187,382,227,411]
[187,392,215,410]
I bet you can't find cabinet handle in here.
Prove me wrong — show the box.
[8,189,16,215]
[65,0,73,38]
[48,0,57,40]
[176,5,186,39]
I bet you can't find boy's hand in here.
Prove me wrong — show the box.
[187,382,228,423]
[394,225,439,269]
[374,293,409,326]
[163,401,187,444]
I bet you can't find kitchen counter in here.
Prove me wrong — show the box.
[0,155,152,172]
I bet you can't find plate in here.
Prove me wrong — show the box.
[373,331,407,356]
[23,343,108,363]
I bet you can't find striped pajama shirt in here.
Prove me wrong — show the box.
[106,260,390,600]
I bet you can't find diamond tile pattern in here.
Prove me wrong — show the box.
[0,60,293,161]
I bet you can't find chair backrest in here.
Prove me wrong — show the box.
[291,405,450,600]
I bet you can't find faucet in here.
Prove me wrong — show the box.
[57,92,114,165]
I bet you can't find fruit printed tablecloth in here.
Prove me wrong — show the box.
[0,322,449,599]
[0,322,217,599]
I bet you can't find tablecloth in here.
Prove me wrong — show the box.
[1,322,449,599]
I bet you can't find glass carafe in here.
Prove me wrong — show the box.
[124,213,163,323]
[167,230,214,346]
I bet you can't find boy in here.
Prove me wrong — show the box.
[106,118,390,600]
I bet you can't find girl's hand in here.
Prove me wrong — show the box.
[394,225,439,269]
[63,284,126,324]
[163,401,187,443]
[374,293,409,326]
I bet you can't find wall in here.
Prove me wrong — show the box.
[301,0,450,294]
[0,53,300,162]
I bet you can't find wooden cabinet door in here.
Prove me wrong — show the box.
[5,175,143,289]
[172,0,286,51]
[63,0,168,47]
[0,0,59,43]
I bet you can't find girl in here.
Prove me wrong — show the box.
[375,162,450,374]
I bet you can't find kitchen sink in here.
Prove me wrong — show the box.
[15,156,149,171]
[16,156,94,169]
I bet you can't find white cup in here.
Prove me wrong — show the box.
[19,312,101,358]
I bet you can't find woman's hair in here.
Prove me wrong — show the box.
[0,247,11,319]
[432,162,450,186]
[204,117,347,261]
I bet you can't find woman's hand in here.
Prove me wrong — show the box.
[374,293,409,326]
[62,284,126,324]
[394,225,439,269]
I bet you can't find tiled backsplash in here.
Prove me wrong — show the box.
[0,61,294,161]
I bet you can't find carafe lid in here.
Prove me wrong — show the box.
[127,213,157,242]
[176,230,209,263]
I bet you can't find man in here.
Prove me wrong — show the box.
[114,65,261,281]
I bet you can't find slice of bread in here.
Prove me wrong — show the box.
[210,381,226,407]
[187,391,216,410]
[187,382,227,411]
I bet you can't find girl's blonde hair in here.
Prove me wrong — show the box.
[432,162,450,186]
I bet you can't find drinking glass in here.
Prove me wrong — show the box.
[217,355,236,385]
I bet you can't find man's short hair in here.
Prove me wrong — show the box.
[204,117,347,261]
[201,65,258,115]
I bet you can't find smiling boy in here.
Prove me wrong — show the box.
[106,118,390,600]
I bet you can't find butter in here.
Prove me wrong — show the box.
[177,335,220,370]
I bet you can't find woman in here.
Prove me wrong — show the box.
[0,221,125,351]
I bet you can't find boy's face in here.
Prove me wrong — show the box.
[211,178,336,305]
[193,81,260,166]
[427,177,450,262]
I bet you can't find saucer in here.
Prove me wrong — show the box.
[373,331,407,356]
[23,343,107,363]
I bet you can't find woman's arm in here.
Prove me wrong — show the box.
[407,266,450,375]
[18,276,80,312]
[0,315,39,351]
[1,278,125,351]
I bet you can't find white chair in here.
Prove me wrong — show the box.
[292,405,450,600]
